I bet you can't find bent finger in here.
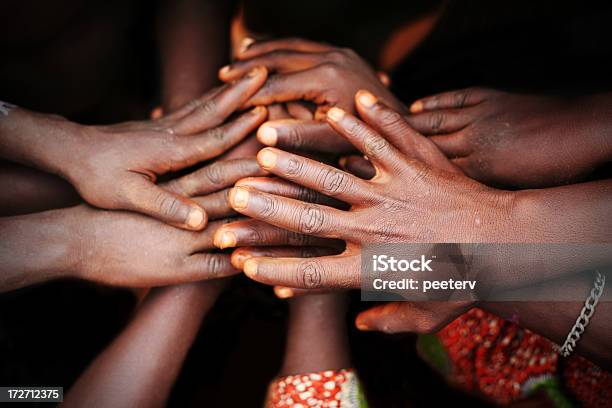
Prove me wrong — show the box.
[170,66,268,134]
[236,37,334,60]
[164,158,266,197]
[339,155,375,179]
[184,253,239,281]
[405,109,476,136]
[220,50,322,81]
[231,246,340,269]
[122,177,207,231]
[258,119,354,153]
[235,177,346,209]
[228,186,350,239]
[409,88,488,113]
[243,253,360,289]
[214,219,341,249]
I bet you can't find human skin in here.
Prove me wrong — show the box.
[62,280,226,408]
[279,293,351,376]
[218,91,612,291]
[219,38,402,153]
[218,91,612,366]
[0,155,268,292]
[157,0,235,112]
[0,66,267,231]
[406,88,612,188]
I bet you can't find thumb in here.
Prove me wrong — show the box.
[123,177,208,230]
[355,302,470,334]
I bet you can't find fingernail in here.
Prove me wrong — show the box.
[230,187,250,209]
[219,65,231,77]
[257,124,278,146]
[240,37,255,54]
[356,322,372,331]
[257,148,277,169]
[410,100,424,113]
[231,251,252,269]
[243,259,258,277]
[327,107,345,122]
[251,106,266,115]
[338,157,348,169]
[186,208,205,229]
[275,286,294,299]
[246,66,263,78]
[215,230,237,249]
[357,90,377,108]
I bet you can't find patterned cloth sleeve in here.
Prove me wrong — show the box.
[266,368,368,408]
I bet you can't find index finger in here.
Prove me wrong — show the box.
[236,37,334,60]
[170,66,268,135]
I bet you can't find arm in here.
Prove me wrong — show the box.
[0,162,79,216]
[0,70,267,230]
[157,0,235,112]
[63,281,225,408]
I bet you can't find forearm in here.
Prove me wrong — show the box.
[482,273,612,369]
[157,0,233,111]
[0,208,79,291]
[63,281,224,408]
[280,293,351,376]
[0,105,81,177]
[0,161,79,216]
[472,180,612,293]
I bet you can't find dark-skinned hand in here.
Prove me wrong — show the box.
[406,87,612,188]
[218,38,403,154]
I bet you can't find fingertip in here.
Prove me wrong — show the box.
[257,123,278,146]
[186,206,207,230]
[243,258,258,278]
[218,65,232,80]
[356,90,377,108]
[327,107,345,123]
[338,156,348,170]
[228,186,250,210]
[274,286,294,299]
[238,37,255,55]
[257,147,278,169]
[231,249,252,269]
[355,314,372,331]
[410,100,424,113]
[213,228,237,249]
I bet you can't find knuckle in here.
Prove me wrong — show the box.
[295,185,320,204]
[318,62,341,80]
[298,259,324,288]
[207,126,227,142]
[198,98,218,116]
[379,109,404,129]
[203,162,225,185]
[286,125,307,149]
[243,225,263,244]
[297,205,326,234]
[315,167,353,196]
[203,255,225,278]
[154,193,182,219]
[428,112,445,131]
[326,50,347,64]
[285,230,312,246]
[259,194,281,219]
[452,90,470,108]
[364,133,390,156]
[285,157,306,178]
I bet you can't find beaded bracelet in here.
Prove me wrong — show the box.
[555,271,606,357]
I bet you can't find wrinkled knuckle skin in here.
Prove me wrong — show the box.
[285,230,313,246]
[298,205,326,234]
[243,226,263,244]
[452,90,470,109]
[208,127,227,142]
[319,63,341,81]
[299,259,323,288]
[203,255,225,278]
[204,162,225,185]
[327,50,348,65]
[259,194,281,219]
[428,113,445,132]
[315,167,353,196]
[285,157,305,178]
[199,99,218,117]
[379,109,403,128]
[286,125,307,149]
[155,193,182,219]
[296,186,320,204]
[364,133,390,157]
[412,163,431,183]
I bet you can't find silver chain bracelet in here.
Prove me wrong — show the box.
[555,271,606,357]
